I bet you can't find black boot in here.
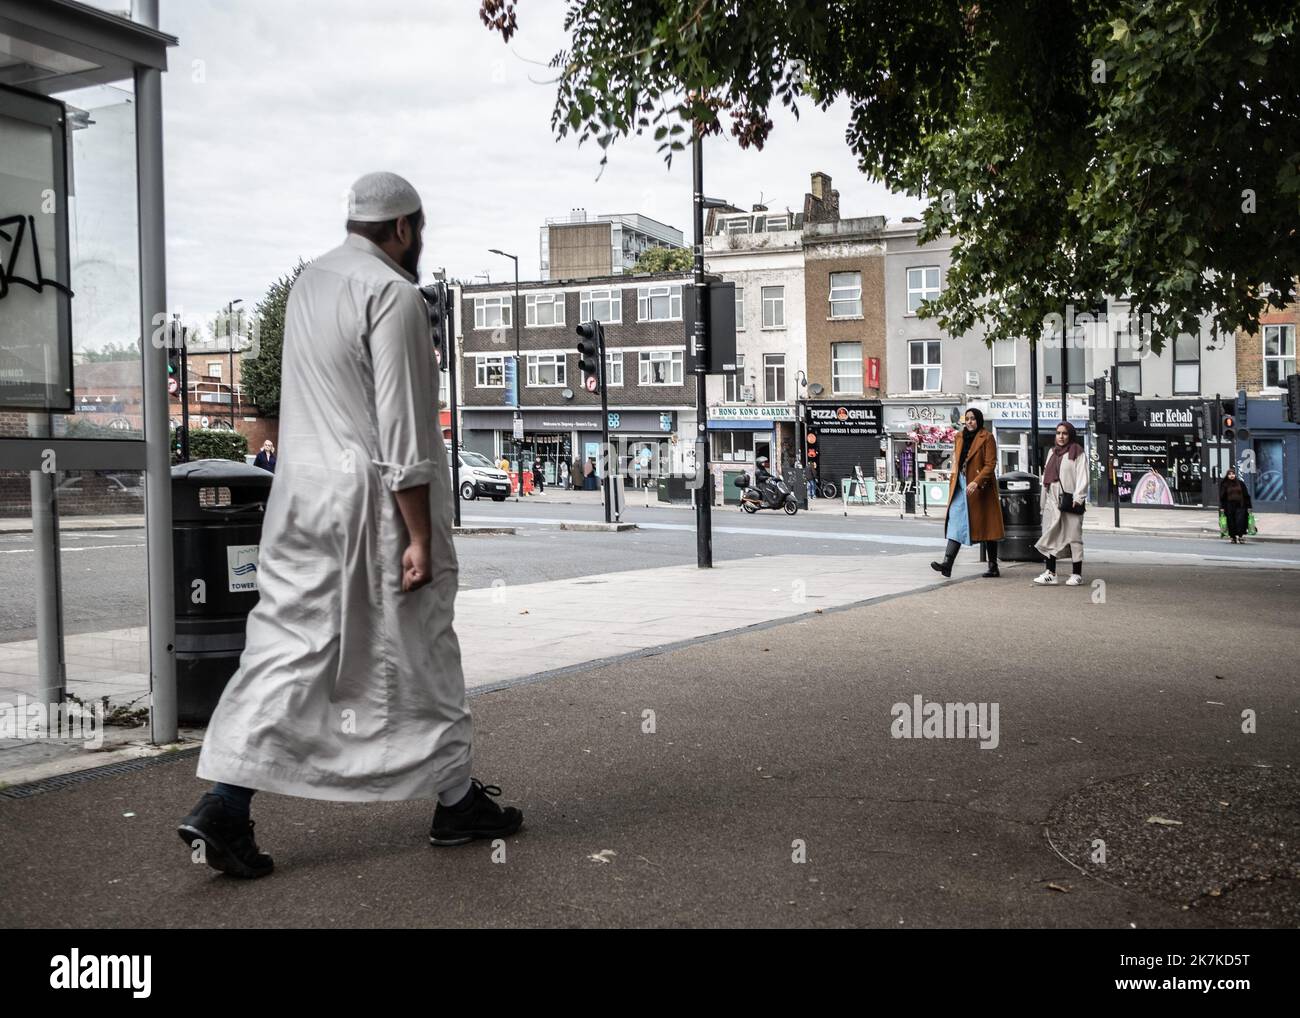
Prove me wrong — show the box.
[178,793,274,879]
[930,539,960,578]
[982,541,1000,578]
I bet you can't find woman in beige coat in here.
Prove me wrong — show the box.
[1034,421,1088,585]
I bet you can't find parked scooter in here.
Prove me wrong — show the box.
[734,469,798,515]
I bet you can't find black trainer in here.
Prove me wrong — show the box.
[429,779,523,847]
[178,793,274,879]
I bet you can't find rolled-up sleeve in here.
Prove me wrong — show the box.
[369,281,436,491]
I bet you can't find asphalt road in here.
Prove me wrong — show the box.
[1,560,1295,928]
[1,506,1297,641]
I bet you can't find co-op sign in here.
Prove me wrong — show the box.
[806,402,883,435]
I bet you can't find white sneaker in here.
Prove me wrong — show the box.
[1065,574,1084,586]
[1033,571,1057,585]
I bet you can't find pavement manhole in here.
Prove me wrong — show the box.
[1044,764,1300,927]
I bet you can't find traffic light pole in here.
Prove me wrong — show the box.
[1110,364,1120,529]
[692,128,713,568]
[598,322,612,525]
[179,326,190,462]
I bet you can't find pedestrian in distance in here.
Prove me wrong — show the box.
[1033,421,1088,585]
[1219,465,1252,544]
[178,171,522,879]
[532,460,544,493]
[583,457,599,490]
[558,460,569,491]
[253,439,277,473]
[931,407,1004,578]
[571,456,583,490]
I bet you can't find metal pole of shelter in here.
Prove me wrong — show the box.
[448,286,462,528]
[135,0,177,744]
[1029,343,1041,473]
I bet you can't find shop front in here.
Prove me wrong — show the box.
[1098,399,1206,507]
[882,403,960,486]
[803,400,884,497]
[972,397,1090,475]
[1239,397,1299,514]
[460,408,678,489]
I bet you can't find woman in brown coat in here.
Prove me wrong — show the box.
[931,407,1005,578]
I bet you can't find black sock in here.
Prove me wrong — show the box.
[985,542,998,564]
[1072,560,1083,576]
[1046,555,1056,573]
[211,782,255,818]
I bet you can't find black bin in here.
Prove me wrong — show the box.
[998,470,1045,562]
[784,466,808,509]
[171,459,274,724]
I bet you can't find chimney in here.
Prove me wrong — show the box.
[804,171,841,225]
[752,203,768,212]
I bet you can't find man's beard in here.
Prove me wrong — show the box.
[399,241,421,279]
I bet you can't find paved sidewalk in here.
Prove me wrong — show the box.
[1,559,1295,928]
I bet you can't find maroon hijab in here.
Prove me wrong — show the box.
[1043,421,1082,487]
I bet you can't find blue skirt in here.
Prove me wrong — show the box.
[946,484,972,545]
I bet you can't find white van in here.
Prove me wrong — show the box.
[447,447,511,501]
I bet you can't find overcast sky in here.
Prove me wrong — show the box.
[144,0,922,317]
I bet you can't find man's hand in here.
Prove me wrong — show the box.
[967,481,978,496]
[401,541,433,592]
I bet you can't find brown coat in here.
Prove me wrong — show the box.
[946,427,1005,542]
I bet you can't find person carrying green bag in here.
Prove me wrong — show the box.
[1219,467,1253,544]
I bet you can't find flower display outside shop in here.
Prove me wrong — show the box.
[908,423,957,449]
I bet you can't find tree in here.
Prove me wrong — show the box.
[240,261,307,417]
[480,0,1300,351]
[632,245,693,273]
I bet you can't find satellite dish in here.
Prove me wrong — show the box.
[561,387,574,400]
[809,383,824,396]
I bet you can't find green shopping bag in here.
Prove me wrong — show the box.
[1248,511,1258,536]
[1218,510,1228,537]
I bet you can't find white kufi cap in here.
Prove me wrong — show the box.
[346,171,422,222]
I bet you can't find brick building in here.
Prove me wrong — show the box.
[457,271,696,487]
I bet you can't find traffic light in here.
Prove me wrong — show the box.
[1117,390,1138,424]
[576,320,603,392]
[419,282,450,373]
[1087,376,1108,430]
[1235,388,1249,440]
[1287,374,1300,424]
[172,425,186,458]
[167,350,180,395]
[1208,399,1222,440]
[1222,412,1236,441]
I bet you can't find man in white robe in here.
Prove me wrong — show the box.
[178,172,522,878]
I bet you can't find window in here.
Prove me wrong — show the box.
[761,286,785,328]
[207,361,222,379]
[992,338,1016,394]
[764,354,786,403]
[639,350,683,385]
[526,353,566,387]
[829,271,862,318]
[765,214,789,231]
[475,355,505,387]
[474,295,512,329]
[906,266,941,314]
[724,353,745,401]
[605,351,623,386]
[711,431,754,462]
[636,284,683,322]
[1044,338,1085,393]
[909,340,942,392]
[735,286,744,330]
[725,217,750,235]
[1173,332,1200,394]
[579,288,622,324]
[525,293,565,327]
[832,343,863,395]
[1117,332,1143,392]
[1264,325,1296,388]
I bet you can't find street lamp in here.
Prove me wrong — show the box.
[225,298,243,431]
[488,249,521,468]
